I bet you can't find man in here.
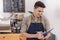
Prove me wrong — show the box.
[20,1,51,40]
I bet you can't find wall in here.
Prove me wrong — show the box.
[44,0,60,40]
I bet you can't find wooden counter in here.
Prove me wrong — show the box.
[0,34,26,40]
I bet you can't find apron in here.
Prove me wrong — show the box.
[27,23,45,40]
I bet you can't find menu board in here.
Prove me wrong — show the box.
[3,0,25,13]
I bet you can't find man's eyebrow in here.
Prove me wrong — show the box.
[39,10,43,12]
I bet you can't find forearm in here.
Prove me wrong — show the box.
[22,33,38,38]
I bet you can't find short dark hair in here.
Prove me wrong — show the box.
[34,1,46,8]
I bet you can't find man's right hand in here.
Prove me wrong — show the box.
[37,31,45,39]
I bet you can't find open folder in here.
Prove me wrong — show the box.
[43,28,53,36]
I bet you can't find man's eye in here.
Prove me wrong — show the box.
[38,11,43,12]
[38,11,41,12]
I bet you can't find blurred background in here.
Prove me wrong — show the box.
[0,0,60,40]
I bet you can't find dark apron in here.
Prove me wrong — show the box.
[27,23,45,40]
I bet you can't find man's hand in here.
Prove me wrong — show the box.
[37,31,45,39]
[44,33,51,39]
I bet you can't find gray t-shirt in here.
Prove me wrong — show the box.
[20,15,50,34]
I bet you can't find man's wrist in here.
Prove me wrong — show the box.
[34,34,38,38]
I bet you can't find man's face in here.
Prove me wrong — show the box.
[34,7,44,17]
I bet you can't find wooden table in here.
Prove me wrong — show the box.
[0,34,26,40]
